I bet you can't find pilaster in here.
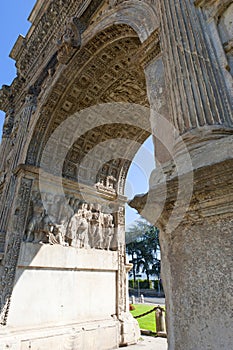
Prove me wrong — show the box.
[0,91,37,255]
[0,172,33,325]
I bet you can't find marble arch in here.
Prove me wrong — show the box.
[0,1,232,350]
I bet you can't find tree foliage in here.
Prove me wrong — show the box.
[126,219,161,289]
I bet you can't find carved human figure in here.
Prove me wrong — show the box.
[2,109,14,138]
[78,202,92,248]
[106,175,116,192]
[89,204,104,249]
[51,219,68,246]
[95,179,105,191]
[85,203,93,246]
[83,203,92,222]
[103,213,114,250]
[46,194,62,224]
[66,208,82,247]
[76,212,89,249]
[57,17,81,63]
[25,211,44,243]
[25,193,45,242]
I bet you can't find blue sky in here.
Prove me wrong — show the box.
[0,1,155,227]
[0,1,37,133]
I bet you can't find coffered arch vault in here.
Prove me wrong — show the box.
[25,22,155,196]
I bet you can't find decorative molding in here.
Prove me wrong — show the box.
[0,85,13,113]
[0,1,103,115]
[25,25,149,173]
[129,157,233,230]
[133,29,160,68]
[56,17,83,64]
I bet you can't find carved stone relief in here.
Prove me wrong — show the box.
[23,191,119,251]
[0,177,33,325]
[2,109,15,138]
[95,173,117,195]
[57,17,83,64]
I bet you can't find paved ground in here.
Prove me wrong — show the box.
[143,297,165,305]
[130,296,165,306]
[126,297,167,349]
[126,336,167,349]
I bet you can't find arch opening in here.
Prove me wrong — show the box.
[26,24,153,205]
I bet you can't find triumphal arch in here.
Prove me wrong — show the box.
[0,1,232,349]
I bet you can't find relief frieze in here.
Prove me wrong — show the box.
[24,191,118,251]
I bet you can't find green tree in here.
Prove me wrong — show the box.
[126,219,160,289]
[126,240,139,287]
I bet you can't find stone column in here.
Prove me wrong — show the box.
[130,152,233,350]
[159,2,233,349]
[159,0,232,133]
[130,1,233,349]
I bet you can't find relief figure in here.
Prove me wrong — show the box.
[103,213,114,250]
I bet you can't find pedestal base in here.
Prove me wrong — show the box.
[0,319,119,350]
[119,312,141,346]
[0,243,140,349]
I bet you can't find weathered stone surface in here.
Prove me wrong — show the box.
[129,134,233,350]
[0,0,232,349]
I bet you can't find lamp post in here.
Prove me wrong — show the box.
[136,274,141,301]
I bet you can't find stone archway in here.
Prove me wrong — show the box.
[0,1,232,350]
[0,6,160,348]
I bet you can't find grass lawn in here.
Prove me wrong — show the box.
[130,304,165,333]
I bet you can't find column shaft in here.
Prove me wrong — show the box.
[160,0,232,133]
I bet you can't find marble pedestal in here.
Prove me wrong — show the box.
[0,244,139,349]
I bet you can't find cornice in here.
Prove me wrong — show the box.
[1,0,157,114]
[28,0,53,28]
[0,0,104,113]
[14,164,128,206]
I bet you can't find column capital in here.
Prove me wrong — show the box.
[129,134,233,231]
